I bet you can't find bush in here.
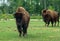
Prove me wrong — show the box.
[30,15,42,19]
[48,6,55,10]
[0,14,42,19]
[0,14,14,20]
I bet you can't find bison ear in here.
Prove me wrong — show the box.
[43,9,47,13]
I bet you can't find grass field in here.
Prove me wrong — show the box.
[0,19,60,41]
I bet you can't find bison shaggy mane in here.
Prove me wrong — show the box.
[14,7,30,37]
[42,9,59,27]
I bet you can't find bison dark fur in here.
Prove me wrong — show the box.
[14,7,30,37]
[42,9,59,27]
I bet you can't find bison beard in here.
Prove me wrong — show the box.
[14,7,30,37]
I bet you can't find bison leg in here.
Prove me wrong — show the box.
[57,18,59,26]
[45,21,50,27]
[47,21,50,26]
[58,20,59,26]
[23,23,28,36]
[51,21,54,27]
[54,20,56,26]
[17,25,22,36]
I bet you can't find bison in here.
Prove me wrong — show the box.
[42,9,59,27]
[14,7,30,37]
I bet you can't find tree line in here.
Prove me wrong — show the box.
[0,0,60,16]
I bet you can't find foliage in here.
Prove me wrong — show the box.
[0,14,42,19]
[0,0,60,15]
[48,6,55,10]
[0,14,14,19]
[31,15,42,19]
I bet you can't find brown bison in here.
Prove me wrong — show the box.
[42,9,59,27]
[14,7,30,37]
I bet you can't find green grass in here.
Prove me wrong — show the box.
[0,19,60,41]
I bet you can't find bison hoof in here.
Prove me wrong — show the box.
[19,34,22,37]
[23,34,27,37]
